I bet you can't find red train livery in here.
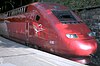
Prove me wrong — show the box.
[0,2,97,64]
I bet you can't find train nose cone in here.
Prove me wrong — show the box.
[71,39,97,56]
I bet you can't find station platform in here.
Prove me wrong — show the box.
[0,36,87,66]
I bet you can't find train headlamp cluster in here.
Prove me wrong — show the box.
[66,34,78,38]
[88,32,96,37]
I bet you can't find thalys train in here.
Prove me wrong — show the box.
[0,2,98,64]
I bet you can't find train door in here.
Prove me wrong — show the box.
[28,11,47,48]
[27,11,41,47]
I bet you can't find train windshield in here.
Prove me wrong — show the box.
[52,10,81,24]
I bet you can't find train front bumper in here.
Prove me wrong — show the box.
[69,39,97,56]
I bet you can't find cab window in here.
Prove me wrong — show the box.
[35,15,40,21]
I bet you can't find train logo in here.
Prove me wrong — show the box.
[32,24,45,36]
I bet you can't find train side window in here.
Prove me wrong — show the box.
[36,15,40,21]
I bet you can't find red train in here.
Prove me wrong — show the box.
[0,2,97,64]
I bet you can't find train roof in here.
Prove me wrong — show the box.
[30,2,69,11]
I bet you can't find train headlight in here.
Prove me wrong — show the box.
[88,32,96,37]
[66,34,78,38]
